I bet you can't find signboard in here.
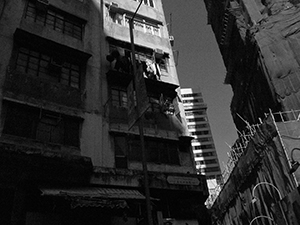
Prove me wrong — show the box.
[127,64,149,130]
[135,64,149,116]
[127,81,136,130]
[167,176,200,186]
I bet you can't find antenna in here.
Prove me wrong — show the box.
[169,13,172,35]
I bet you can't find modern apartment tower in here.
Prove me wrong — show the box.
[0,0,209,224]
[181,88,222,179]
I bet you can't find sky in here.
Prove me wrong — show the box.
[162,0,238,170]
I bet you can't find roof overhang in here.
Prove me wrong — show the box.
[40,187,148,209]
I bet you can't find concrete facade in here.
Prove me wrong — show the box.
[0,0,209,224]
[181,88,221,179]
[181,88,222,209]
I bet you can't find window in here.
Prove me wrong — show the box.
[3,102,81,147]
[198,159,218,165]
[16,46,81,88]
[108,44,168,76]
[111,88,128,107]
[187,117,207,123]
[113,135,180,165]
[199,167,220,173]
[193,144,214,150]
[192,137,213,143]
[181,93,202,98]
[188,125,209,130]
[25,0,85,40]
[114,136,128,168]
[185,111,205,116]
[194,152,215,157]
[183,99,203,104]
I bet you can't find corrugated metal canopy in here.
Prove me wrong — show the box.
[40,187,146,200]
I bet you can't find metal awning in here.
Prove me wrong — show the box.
[40,187,146,199]
[40,187,147,209]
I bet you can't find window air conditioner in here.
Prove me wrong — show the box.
[154,48,164,59]
[36,0,49,12]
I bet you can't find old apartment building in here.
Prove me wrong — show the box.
[0,0,209,224]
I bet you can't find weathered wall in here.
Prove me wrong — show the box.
[210,117,297,224]
[204,0,300,131]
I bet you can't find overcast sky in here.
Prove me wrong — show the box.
[162,0,238,170]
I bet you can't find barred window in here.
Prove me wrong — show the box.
[25,0,85,40]
[3,102,81,147]
[16,46,81,88]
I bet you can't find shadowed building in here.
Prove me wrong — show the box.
[203,0,300,224]
[0,0,209,224]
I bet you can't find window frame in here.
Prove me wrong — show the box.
[25,0,86,40]
[15,45,82,89]
[113,134,180,165]
[111,88,128,108]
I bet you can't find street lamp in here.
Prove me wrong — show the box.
[289,148,300,174]
[129,1,153,225]
[249,215,275,225]
[251,182,282,204]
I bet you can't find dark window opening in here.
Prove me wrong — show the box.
[194,152,215,157]
[113,135,180,165]
[25,0,85,40]
[189,126,209,131]
[3,102,81,147]
[114,136,128,168]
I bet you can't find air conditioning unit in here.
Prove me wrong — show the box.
[155,48,164,54]
[155,48,165,59]
[36,0,49,12]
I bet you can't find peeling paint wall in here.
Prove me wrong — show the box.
[210,117,297,224]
